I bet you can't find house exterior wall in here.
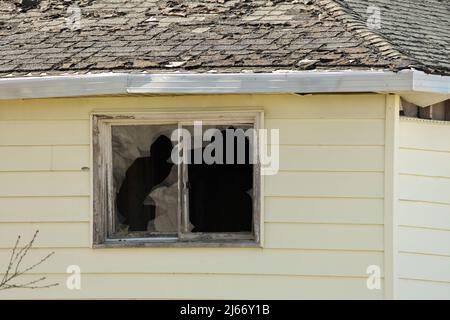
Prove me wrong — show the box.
[0,93,387,299]
[398,118,450,299]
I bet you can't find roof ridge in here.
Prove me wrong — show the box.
[317,0,421,70]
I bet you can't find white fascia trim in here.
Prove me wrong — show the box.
[0,69,448,100]
[0,73,129,100]
[412,71,450,93]
[127,70,414,94]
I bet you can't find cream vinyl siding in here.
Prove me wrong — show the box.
[0,94,385,299]
[398,118,450,299]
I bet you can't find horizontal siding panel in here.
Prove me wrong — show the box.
[399,279,450,299]
[399,226,450,256]
[266,172,383,198]
[399,174,450,204]
[399,200,450,231]
[0,197,90,222]
[0,172,89,197]
[400,120,450,152]
[0,222,90,248]
[0,274,383,299]
[0,120,89,145]
[0,248,383,277]
[0,98,268,121]
[0,146,90,171]
[399,253,450,283]
[265,223,383,251]
[0,99,94,120]
[0,222,383,251]
[266,119,384,145]
[0,146,52,171]
[399,148,450,178]
[52,146,90,171]
[0,147,384,174]
[265,197,383,224]
[264,94,385,119]
[0,94,385,120]
[279,146,384,172]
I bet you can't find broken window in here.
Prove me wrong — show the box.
[93,112,262,246]
[112,124,178,238]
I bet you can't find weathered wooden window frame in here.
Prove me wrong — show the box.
[92,111,263,248]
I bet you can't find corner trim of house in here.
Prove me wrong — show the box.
[384,94,400,300]
[0,69,448,100]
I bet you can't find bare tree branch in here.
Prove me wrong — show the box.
[0,230,59,291]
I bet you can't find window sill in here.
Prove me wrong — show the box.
[93,239,262,249]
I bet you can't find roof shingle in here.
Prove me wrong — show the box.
[0,0,448,77]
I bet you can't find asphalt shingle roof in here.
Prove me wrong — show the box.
[331,0,450,75]
[0,0,448,77]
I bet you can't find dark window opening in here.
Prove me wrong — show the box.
[188,128,253,233]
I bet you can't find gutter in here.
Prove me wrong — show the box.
[0,69,448,100]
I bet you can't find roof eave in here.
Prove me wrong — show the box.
[0,69,448,101]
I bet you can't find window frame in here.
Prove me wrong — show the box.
[92,111,263,248]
